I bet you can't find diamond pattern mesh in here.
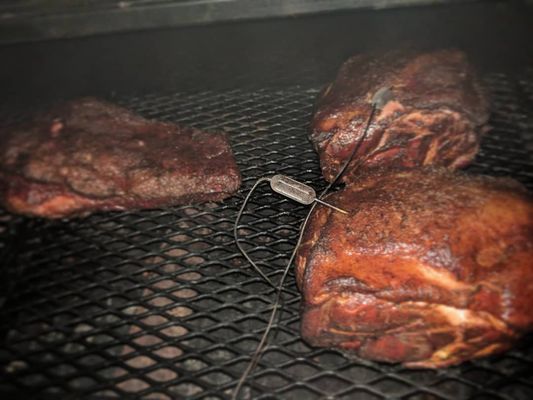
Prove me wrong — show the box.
[1,70,532,399]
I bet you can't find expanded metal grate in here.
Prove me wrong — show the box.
[1,70,533,400]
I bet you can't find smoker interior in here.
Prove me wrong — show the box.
[1,2,533,399]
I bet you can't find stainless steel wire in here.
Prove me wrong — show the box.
[232,103,378,399]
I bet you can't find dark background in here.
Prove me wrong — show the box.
[0,1,532,106]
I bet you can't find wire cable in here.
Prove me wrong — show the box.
[231,104,378,399]
[233,177,277,289]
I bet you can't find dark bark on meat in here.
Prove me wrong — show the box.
[310,49,489,182]
[295,168,533,368]
[0,98,241,218]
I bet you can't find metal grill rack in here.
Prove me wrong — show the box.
[0,70,532,399]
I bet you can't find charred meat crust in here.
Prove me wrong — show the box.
[295,168,533,368]
[0,98,241,218]
[310,49,490,182]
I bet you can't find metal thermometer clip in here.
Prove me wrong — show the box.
[269,174,348,214]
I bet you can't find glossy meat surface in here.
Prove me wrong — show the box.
[295,168,533,367]
[0,98,241,218]
[310,49,489,182]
